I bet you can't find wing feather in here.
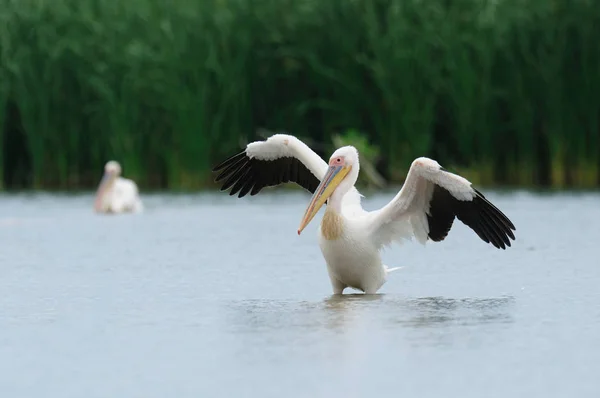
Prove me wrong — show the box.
[213,151,246,172]
[212,134,328,197]
[369,157,516,250]
[215,152,247,181]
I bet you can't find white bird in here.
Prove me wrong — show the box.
[212,134,516,294]
[93,160,143,214]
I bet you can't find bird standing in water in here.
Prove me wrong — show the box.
[213,134,516,294]
[94,160,143,214]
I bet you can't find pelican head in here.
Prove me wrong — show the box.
[297,146,359,235]
[104,160,122,176]
[94,160,122,212]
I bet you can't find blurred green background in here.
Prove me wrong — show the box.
[1,0,599,191]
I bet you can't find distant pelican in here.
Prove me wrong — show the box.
[94,160,143,214]
[212,134,516,294]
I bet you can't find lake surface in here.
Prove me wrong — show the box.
[1,189,599,397]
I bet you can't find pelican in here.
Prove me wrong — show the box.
[93,160,143,214]
[212,134,516,294]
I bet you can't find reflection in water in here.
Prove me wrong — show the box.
[323,293,385,308]
[320,294,385,330]
[397,296,515,328]
[224,294,515,338]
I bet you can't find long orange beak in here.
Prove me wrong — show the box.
[93,173,113,212]
[297,164,351,235]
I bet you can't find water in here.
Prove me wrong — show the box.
[1,189,599,397]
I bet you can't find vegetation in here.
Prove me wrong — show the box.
[1,0,599,190]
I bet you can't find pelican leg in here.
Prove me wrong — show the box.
[362,280,383,295]
[363,286,380,295]
[328,275,346,295]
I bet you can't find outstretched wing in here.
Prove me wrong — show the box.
[212,134,329,197]
[369,157,516,249]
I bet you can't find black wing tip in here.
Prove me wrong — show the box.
[430,185,518,250]
[428,235,448,243]
[491,237,511,250]
[474,189,517,231]
[212,161,229,173]
[211,149,321,199]
[478,205,516,250]
[212,151,247,172]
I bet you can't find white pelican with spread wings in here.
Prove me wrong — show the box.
[213,134,516,294]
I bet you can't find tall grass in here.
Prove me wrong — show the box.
[0,0,599,189]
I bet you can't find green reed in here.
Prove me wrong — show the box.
[0,0,599,190]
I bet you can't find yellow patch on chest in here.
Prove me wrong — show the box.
[321,210,344,240]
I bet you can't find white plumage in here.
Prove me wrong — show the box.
[213,133,516,294]
[94,160,143,214]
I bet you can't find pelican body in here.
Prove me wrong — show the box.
[213,134,516,294]
[94,161,143,214]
